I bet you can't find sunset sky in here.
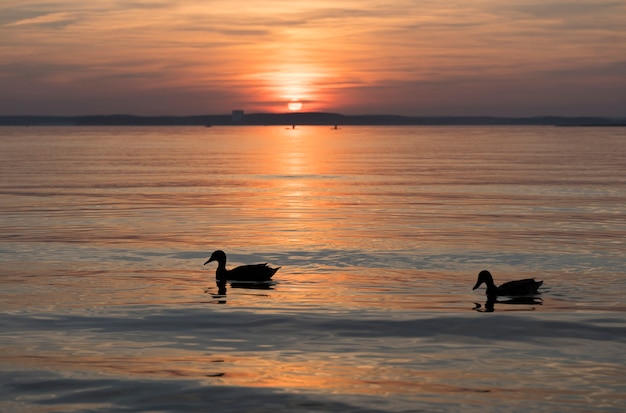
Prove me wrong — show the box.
[1,0,625,116]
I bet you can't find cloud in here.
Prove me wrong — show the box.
[506,0,625,19]
[5,12,78,28]
[0,0,625,115]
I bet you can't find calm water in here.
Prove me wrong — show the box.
[1,125,625,412]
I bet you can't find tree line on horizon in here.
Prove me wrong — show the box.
[0,113,624,126]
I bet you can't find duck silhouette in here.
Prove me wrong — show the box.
[472,270,543,297]
[204,250,280,282]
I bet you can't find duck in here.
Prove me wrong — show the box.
[204,250,280,282]
[472,270,542,297]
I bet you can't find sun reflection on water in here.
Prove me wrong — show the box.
[2,126,626,412]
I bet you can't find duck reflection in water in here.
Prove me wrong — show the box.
[216,280,227,296]
[210,279,275,303]
[474,296,544,312]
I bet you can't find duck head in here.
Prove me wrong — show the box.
[204,250,226,266]
[472,270,495,291]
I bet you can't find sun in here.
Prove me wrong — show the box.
[287,99,303,111]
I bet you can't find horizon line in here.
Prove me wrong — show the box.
[2,113,626,128]
[2,112,625,119]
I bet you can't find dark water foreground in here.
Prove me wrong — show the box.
[2,305,625,412]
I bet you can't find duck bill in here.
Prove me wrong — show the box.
[472,281,482,290]
[204,258,215,265]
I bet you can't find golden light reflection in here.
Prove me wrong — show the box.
[0,351,480,397]
[220,125,349,249]
[5,348,590,403]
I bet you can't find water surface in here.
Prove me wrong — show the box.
[1,125,625,412]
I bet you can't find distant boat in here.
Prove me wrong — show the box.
[205,124,212,128]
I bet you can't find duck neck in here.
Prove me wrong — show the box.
[215,260,228,278]
[483,277,498,295]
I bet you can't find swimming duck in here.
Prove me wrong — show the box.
[204,250,280,282]
[472,270,542,297]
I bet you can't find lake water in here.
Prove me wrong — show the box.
[1,125,625,412]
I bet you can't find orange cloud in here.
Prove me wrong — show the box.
[1,0,625,115]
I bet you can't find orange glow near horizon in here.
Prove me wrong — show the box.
[1,1,625,116]
[249,61,333,112]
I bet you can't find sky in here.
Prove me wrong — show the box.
[1,0,625,116]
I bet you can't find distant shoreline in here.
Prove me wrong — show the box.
[1,112,625,127]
